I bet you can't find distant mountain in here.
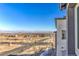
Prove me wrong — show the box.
[0,30,54,34]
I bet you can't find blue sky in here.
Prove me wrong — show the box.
[0,3,66,31]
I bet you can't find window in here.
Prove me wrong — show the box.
[77,7,79,49]
[62,30,66,39]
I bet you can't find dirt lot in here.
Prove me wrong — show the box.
[0,33,55,56]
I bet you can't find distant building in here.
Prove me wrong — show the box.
[55,17,68,56]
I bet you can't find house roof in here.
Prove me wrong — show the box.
[60,3,77,10]
[60,3,67,10]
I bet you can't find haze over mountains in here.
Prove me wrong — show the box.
[0,30,55,33]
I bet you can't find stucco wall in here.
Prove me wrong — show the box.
[56,19,68,56]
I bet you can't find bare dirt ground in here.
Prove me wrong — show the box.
[0,33,55,56]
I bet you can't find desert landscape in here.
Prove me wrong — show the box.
[0,31,55,56]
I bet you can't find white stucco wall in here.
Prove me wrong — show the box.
[56,19,68,56]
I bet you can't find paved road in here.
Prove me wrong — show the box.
[0,44,31,56]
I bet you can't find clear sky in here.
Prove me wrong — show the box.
[0,3,66,32]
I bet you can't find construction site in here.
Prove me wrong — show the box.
[0,32,55,56]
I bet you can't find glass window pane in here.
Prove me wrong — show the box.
[77,7,79,49]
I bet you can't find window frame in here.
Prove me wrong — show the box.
[75,4,79,55]
[62,30,66,39]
